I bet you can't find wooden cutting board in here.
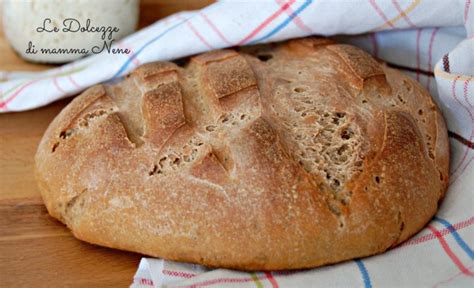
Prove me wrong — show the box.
[0,1,213,286]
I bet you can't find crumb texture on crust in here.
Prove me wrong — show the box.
[35,37,449,270]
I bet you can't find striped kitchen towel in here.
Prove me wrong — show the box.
[1,0,472,287]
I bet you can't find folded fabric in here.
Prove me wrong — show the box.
[1,0,472,287]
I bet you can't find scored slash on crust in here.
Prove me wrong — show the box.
[35,37,449,271]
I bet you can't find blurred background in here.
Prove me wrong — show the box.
[0,0,214,70]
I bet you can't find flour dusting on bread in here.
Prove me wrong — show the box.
[35,37,449,270]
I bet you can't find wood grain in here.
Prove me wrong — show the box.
[0,99,70,200]
[0,197,140,287]
[0,1,213,286]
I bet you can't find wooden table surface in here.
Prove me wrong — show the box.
[0,1,213,287]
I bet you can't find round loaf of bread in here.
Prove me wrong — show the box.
[35,38,449,270]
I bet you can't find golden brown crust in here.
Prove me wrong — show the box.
[35,37,449,270]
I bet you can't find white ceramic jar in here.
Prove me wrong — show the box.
[2,0,139,63]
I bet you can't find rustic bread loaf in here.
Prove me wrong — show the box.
[35,37,449,270]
